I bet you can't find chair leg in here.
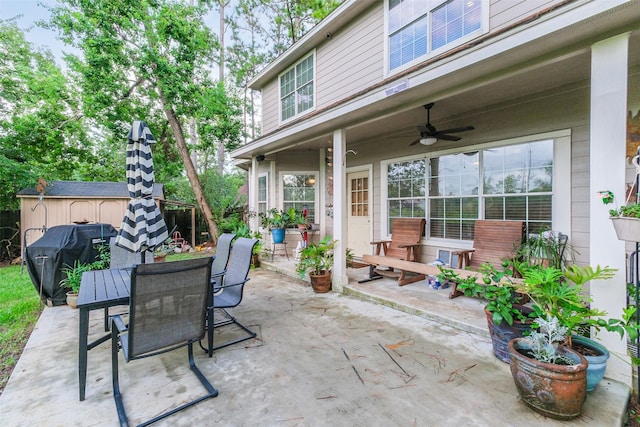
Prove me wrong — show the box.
[207,308,257,351]
[111,329,129,427]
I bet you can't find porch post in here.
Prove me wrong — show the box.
[249,156,259,232]
[333,129,348,292]
[589,33,630,386]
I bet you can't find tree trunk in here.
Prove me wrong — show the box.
[158,90,219,244]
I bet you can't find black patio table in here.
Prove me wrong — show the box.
[77,268,131,401]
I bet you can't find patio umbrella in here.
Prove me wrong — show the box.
[115,120,169,258]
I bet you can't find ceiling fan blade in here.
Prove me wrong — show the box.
[435,125,475,135]
[409,138,421,146]
[436,134,462,141]
[416,124,433,135]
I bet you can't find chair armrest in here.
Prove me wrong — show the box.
[450,249,475,256]
[111,314,128,333]
[370,240,391,255]
[217,278,250,290]
[397,243,420,248]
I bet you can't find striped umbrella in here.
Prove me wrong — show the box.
[115,120,169,256]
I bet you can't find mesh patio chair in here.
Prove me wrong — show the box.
[202,237,258,356]
[211,233,236,292]
[111,257,217,427]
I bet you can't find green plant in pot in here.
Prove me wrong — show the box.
[508,314,589,420]
[516,229,573,269]
[60,261,92,308]
[439,262,534,363]
[260,208,294,243]
[599,190,640,241]
[296,236,335,293]
[514,262,640,401]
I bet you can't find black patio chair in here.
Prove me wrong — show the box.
[111,257,217,427]
[203,237,258,356]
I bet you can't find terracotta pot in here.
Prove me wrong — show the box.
[485,305,534,363]
[309,270,331,293]
[509,338,588,420]
[66,291,78,309]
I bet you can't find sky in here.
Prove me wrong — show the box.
[0,0,72,65]
[0,0,225,68]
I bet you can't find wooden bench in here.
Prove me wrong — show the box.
[361,254,489,287]
[449,220,524,297]
[360,218,425,286]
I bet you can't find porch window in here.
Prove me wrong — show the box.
[429,152,479,240]
[279,52,315,122]
[388,0,483,71]
[482,140,553,233]
[257,174,268,215]
[387,159,426,232]
[384,138,556,241]
[282,173,316,223]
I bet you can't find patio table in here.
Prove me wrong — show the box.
[77,268,131,401]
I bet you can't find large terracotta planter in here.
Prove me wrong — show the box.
[509,338,588,420]
[309,270,331,293]
[485,305,534,363]
[611,217,640,242]
[571,335,610,392]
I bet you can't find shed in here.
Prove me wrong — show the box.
[17,181,165,248]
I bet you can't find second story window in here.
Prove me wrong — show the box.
[280,52,315,122]
[388,0,483,71]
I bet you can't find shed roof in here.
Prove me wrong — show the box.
[17,181,165,200]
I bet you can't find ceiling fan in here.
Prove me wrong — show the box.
[409,103,474,146]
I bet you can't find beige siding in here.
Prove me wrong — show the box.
[490,0,564,30]
[316,4,384,109]
[261,80,279,135]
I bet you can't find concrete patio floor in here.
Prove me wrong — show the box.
[0,262,630,426]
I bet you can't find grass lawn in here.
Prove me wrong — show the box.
[0,264,43,395]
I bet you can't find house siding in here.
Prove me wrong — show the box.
[316,4,383,109]
[258,0,570,135]
[490,0,566,30]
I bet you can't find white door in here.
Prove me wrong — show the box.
[347,170,371,258]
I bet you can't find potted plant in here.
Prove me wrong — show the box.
[60,261,92,308]
[516,229,573,269]
[439,263,534,363]
[518,263,639,392]
[508,315,588,420]
[296,236,335,293]
[260,208,294,243]
[599,190,640,242]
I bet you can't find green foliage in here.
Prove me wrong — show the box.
[296,236,335,277]
[0,21,94,209]
[59,261,92,294]
[527,315,575,365]
[517,229,574,270]
[439,263,531,326]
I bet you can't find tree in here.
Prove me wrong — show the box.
[0,21,93,209]
[49,0,243,243]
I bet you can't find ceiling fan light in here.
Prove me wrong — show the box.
[420,136,438,146]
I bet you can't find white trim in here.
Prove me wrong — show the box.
[278,50,317,125]
[257,172,269,214]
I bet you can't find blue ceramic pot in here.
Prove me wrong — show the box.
[571,335,610,392]
[271,228,285,243]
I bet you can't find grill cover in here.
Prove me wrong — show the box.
[26,224,117,305]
